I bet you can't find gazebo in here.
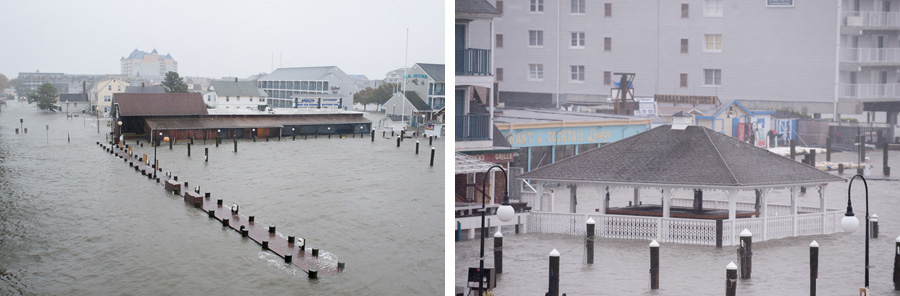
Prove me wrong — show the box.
[518,125,846,245]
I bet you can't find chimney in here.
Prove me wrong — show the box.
[235,78,238,82]
[142,82,145,87]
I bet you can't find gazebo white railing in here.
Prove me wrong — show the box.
[526,208,844,246]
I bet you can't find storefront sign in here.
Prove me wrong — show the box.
[295,98,318,108]
[321,98,342,108]
[766,0,793,7]
[469,152,518,163]
[653,94,719,105]
[502,124,648,148]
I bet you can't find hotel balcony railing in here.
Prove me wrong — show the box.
[839,83,900,99]
[456,48,492,76]
[844,11,900,28]
[456,114,490,141]
[840,47,900,64]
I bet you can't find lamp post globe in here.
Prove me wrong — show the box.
[117,121,122,126]
[497,204,514,222]
[841,214,860,233]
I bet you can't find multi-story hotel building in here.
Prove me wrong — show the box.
[491,0,900,124]
[256,66,357,109]
[120,49,178,79]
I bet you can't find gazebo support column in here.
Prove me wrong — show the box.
[761,189,769,240]
[791,187,798,236]
[818,185,827,233]
[569,184,577,213]
[595,186,609,215]
[634,188,640,207]
[728,190,737,246]
[536,182,544,212]
[662,188,671,218]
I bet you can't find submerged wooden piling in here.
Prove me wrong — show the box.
[738,229,752,279]
[871,214,879,238]
[494,231,502,274]
[430,147,436,167]
[650,240,659,290]
[549,249,560,296]
[586,218,595,264]
[810,240,818,296]
[726,262,737,296]
[894,236,900,290]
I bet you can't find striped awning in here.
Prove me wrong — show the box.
[455,153,494,175]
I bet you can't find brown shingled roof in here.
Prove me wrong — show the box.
[519,125,845,188]
[114,93,208,116]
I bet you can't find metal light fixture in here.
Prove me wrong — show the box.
[475,165,515,296]
[841,174,869,289]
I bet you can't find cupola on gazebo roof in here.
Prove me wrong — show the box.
[519,125,844,189]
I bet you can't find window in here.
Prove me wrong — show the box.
[704,69,721,86]
[529,64,544,80]
[497,1,504,14]
[704,0,723,17]
[496,34,504,48]
[604,37,612,52]
[226,96,230,102]
[605,3,612,17]
[104,95,111,102]
[497,68,504,82]
[108,85,111,91]
[117,85,121,91]
[682,3,689,18]
[529,30,544,47]
[572,0,585,14]
[570,65,585,81]
[236,96,240,101]
[704,34,722,52]
[530,0,543,12]
[104,107,108,112]
[604,71,611,85]
[571,32,585,48]
[681,39,689,53]
[249,98,253,102]
[680,73,688,87]
[207,95,211,102]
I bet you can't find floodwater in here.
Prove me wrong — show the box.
[0,103,444,295]
[457,140,900,295]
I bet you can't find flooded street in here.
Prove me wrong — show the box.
[0,103,444,295]
[457,144,900,295]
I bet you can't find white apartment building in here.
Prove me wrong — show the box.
[491,0,900,124]
[257,66,357,108]
[204,79,268,111]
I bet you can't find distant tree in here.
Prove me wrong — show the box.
[353,83,397,111]
[161,71,188,93]
[8,78,25,97]
[26,83,58,111]
[0,74,9,90]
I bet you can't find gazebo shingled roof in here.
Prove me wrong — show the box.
[519,125,844,189]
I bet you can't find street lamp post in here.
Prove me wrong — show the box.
[841,174,870,289]
[476,165,515,296]
[153,123,169,180]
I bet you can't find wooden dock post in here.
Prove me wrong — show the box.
[548,249,560,296]
[429,136,433,146]
[884,141,891,176]
[205,148,208,162]
[810,240,818,296]
[871,214,879,238]
[169,136,173,150]
[726,262,737,296]
[416,141,420,154]
[494,231,503,274]
[397,136,401,147]
[309,268,318,279]
[826,137,832,161]
[790,140,796,160]
[738,229,752,279]
[187,143,191,157]
[716,219,723,248]
[586,218,595,264]
[859,135,866,175]
[430,147,436,167]
[650,240,659,290]
[233,138,237,153]
[371,129,375,142]
[894,236,900,290]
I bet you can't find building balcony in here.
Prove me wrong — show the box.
[456,113,490,141]
[456,48,492,76]
[839,83,900,101]
[841,47,900,66]
[843,11,900,30]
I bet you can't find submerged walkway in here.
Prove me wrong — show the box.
[98,141,343,278]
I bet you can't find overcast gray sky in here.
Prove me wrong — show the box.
[0,0,444,80]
